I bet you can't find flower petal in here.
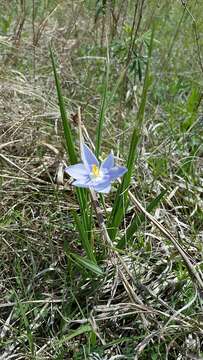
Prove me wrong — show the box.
[101,152,114,172]
[81,143,99,171]
[92,177,111,193]
[97,184,111,193]
[65,163,90,179]
[107,166,127,181]
[72,178,91,188]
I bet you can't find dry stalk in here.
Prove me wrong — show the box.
[90,188,149,329]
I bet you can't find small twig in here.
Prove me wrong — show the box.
[0,140,21,151]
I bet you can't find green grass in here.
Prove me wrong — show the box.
[0,1,203,359]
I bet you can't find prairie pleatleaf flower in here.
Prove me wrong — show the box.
[65,143,127,193]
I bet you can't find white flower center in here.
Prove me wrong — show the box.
[90,164,103,181]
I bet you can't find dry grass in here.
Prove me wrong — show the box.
[0,1,203,359]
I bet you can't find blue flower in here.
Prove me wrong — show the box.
[65,143,127,193]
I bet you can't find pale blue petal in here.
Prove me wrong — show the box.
[107,166,127,181]
[92,178,111,192]
[88,175,109,187]
[101,152,114,172]
[65,163,90,179]
[81,143,99,171]
[97,184,111,193]
[72,178,91,188]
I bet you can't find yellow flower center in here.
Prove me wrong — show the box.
[92,164,100,177]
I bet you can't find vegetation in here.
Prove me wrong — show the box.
[0,1,203,359]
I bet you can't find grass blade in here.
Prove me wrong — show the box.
[50,45,89,232]
[72,210,96,263]
[56,324,93,347]
[108,24,155,241]
[49,45,77,164]
[69,252,103,276]
[118,190,167,248]
[95,41,110,158]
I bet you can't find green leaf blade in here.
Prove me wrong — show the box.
[118,190,167,248]
[108,25,155,241]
